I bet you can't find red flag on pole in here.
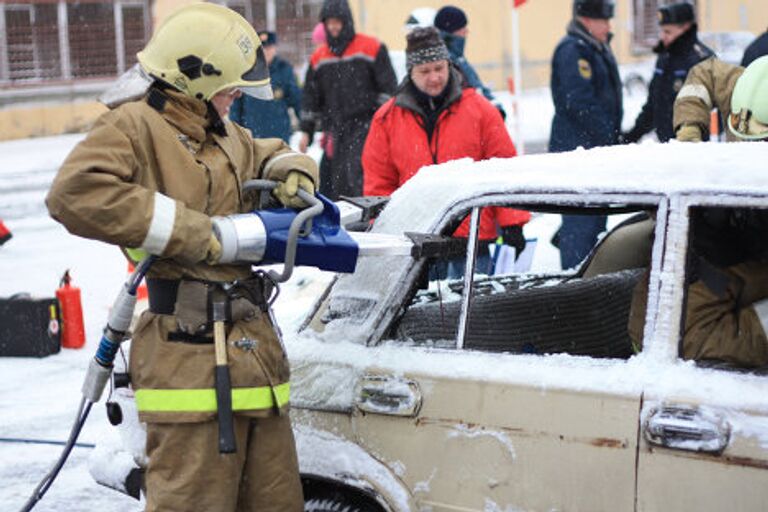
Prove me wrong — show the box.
[513,0,527,7]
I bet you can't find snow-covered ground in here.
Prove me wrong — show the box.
[0,87,646,511]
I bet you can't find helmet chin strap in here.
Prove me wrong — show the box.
[206,101,228,136]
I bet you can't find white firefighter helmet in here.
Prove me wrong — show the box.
[137,3,272,101]
[728,55,768,140]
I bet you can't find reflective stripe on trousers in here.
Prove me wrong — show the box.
[135,382,290,412]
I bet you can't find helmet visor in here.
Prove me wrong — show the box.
[242,45,270,82]
[728,111,768,141]
[240,45,272,99]
[241,84,274,100]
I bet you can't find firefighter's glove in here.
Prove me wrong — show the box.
[272,170,315,209]
[205,233,222,265]
[676,124,702,142]
[500,225,526,260]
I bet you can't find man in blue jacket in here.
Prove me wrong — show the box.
[624,2,714,143]
[549,0,622,269]
[229,31,301,143]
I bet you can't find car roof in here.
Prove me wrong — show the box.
[408,142,765,197]
[372,142,766,235]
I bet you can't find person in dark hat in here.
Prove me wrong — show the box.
[229,30,302,143]
[433,5,505,118]
[298,0,397,200]
[623,2,714,144]
[549,0,622,269]
[363,27,530,279]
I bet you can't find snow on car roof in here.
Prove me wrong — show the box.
[393,142,768,207]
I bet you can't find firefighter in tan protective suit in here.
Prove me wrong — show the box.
[46,4,314,511]
[629,56,768,369]
[674,55,768,142]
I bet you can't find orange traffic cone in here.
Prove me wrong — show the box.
[56,270,86,349]
[0,219,11,246]
[127,262,149,301]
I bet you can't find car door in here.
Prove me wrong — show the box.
[636,195,768,511]
[348,197,664,511]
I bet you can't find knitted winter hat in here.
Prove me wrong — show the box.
[434,6,467,33]
[658,2,695,25]
[406,27,451,70]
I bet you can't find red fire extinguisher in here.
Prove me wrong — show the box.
[56,270,86,349]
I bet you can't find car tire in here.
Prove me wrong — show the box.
[304,497,362,512]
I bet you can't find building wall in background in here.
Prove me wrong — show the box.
[353,0,768,92]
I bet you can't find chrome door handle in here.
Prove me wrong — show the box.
[645,405,730,453]
[355,375,422,417]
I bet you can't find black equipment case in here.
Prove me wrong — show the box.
[0,296,61,357]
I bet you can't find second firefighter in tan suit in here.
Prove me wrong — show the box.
[46,4,314,511]
[674,55,768,142]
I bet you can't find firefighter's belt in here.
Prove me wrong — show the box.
[135,382,290,413]
[147,276,274,335]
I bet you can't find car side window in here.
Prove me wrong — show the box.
[390,203,658,360]
[677,206,768,374]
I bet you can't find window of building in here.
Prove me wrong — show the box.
[632,0,699,52]
[0,0,150,87]
[225,0,323,72]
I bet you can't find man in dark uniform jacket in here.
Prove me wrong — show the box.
[298,0,397,200]
[624,2,714,143]
[549,0,622,269]
[742,28,768,67]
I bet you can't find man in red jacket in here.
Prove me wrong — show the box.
[363,27,529,278]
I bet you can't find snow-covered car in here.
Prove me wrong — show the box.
[94,143,768,511]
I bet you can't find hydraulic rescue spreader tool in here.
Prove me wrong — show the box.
[20,181,465,510]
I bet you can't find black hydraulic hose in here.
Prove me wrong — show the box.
[19,397,93,512]
[0,437,95,449]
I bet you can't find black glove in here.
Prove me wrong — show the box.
[500,225,526,260]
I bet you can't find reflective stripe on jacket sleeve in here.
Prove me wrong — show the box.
[140,192,176,255]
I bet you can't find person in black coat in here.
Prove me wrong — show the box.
[549,0,622,269]
[298,0,397,200]
[742,28,768,67]
[624,2,714,143]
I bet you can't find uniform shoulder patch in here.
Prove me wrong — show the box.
[577,58,592,80]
